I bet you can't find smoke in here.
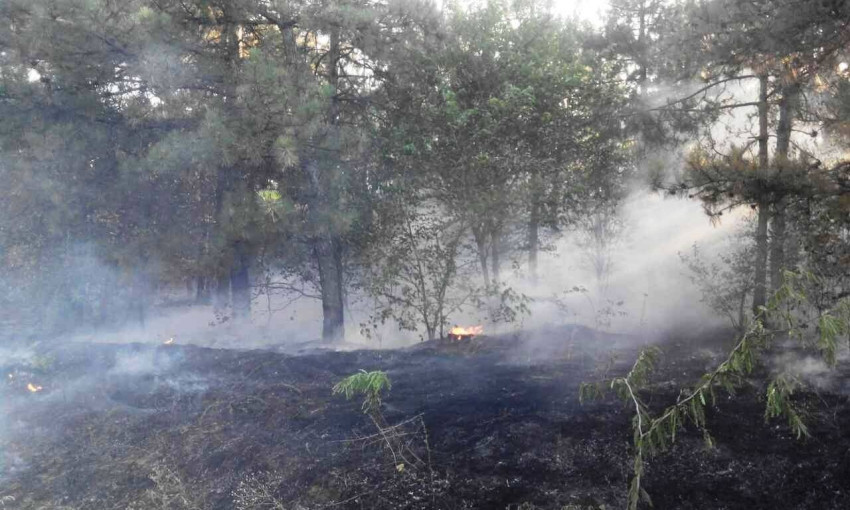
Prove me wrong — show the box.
[0,343,213,487]
[0,185,739,353]
[110,348,176,376]
[504,187,735,339]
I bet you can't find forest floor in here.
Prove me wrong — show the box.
[2,325,850,510]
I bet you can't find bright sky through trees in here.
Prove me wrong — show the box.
[441,0,609,25]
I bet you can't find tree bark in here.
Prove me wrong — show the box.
[472,224,491,287]
[311,25,346,343]
[304,156,346,341]
[131,265,149,328]
[490,224,501,284]
[315,236,345,342]
[775,88,795,158]
[528,199,540,283]
[212,9,242,317]
[752,75,770,313]
[769,204,787,291]
[737,287,748,331]
[272,11,345,340]
[230,241,251,318]
[753,200,770,313]
[770,83,797,290]
[195,275,209,304]
[757,74,769,170]
[214,272,231,311]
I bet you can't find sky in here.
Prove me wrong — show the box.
[435,0,610,25]
[552,0,609,24]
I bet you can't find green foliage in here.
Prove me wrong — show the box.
[332,370,392,415]
[581,271,850,508]
[765,375,809,439]
[680,233,756,331]
[362,211,470,341]
[817,314,847,367]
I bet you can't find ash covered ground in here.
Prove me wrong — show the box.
[2,326,850,509]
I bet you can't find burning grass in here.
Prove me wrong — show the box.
[447,325,484,341]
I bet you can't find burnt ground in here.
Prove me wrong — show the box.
[2,325,850,509]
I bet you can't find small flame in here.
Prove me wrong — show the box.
[27,383,43,393]
[449,325,484,337]
[163,337,174,345]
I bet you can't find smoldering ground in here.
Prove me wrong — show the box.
[4,316,850,509]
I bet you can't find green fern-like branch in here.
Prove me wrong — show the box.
[332,370,392,414]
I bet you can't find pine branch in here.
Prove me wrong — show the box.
[581,271,850,509]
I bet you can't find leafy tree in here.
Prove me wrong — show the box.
[390,0,627,286]
[679,236,756,331]
[362,207,472,341]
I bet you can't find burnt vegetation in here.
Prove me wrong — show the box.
[2,0,850,509]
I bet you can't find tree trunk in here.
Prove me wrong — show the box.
[274,10,345,341]
[304,156,346,341]
[757,74,769,170]
[212,146,232,314]
[425,322,436,342]
[769,205,787,291]
[195,275,209,304]
[214,272,230,311]
[737,288,748,332]
[775,89,795,158]
[770,83,797,290]
[230,242,251,319]
[131,265,149,328]
[752,74,770,313]
[528,199,540,282]
[752,200,770,313]
[312,24,346,343]
[472,224,491,287]
[316,237,345,342]
[211,11,242,318]
[490,225,501,285]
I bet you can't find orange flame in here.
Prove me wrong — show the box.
[449,325,484,337]
[27,383,43,393]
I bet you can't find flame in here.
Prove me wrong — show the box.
[163,337,174,345]
[449,325,484,337]
[27,383,43,393]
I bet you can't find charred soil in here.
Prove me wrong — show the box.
[2,325,850,509]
